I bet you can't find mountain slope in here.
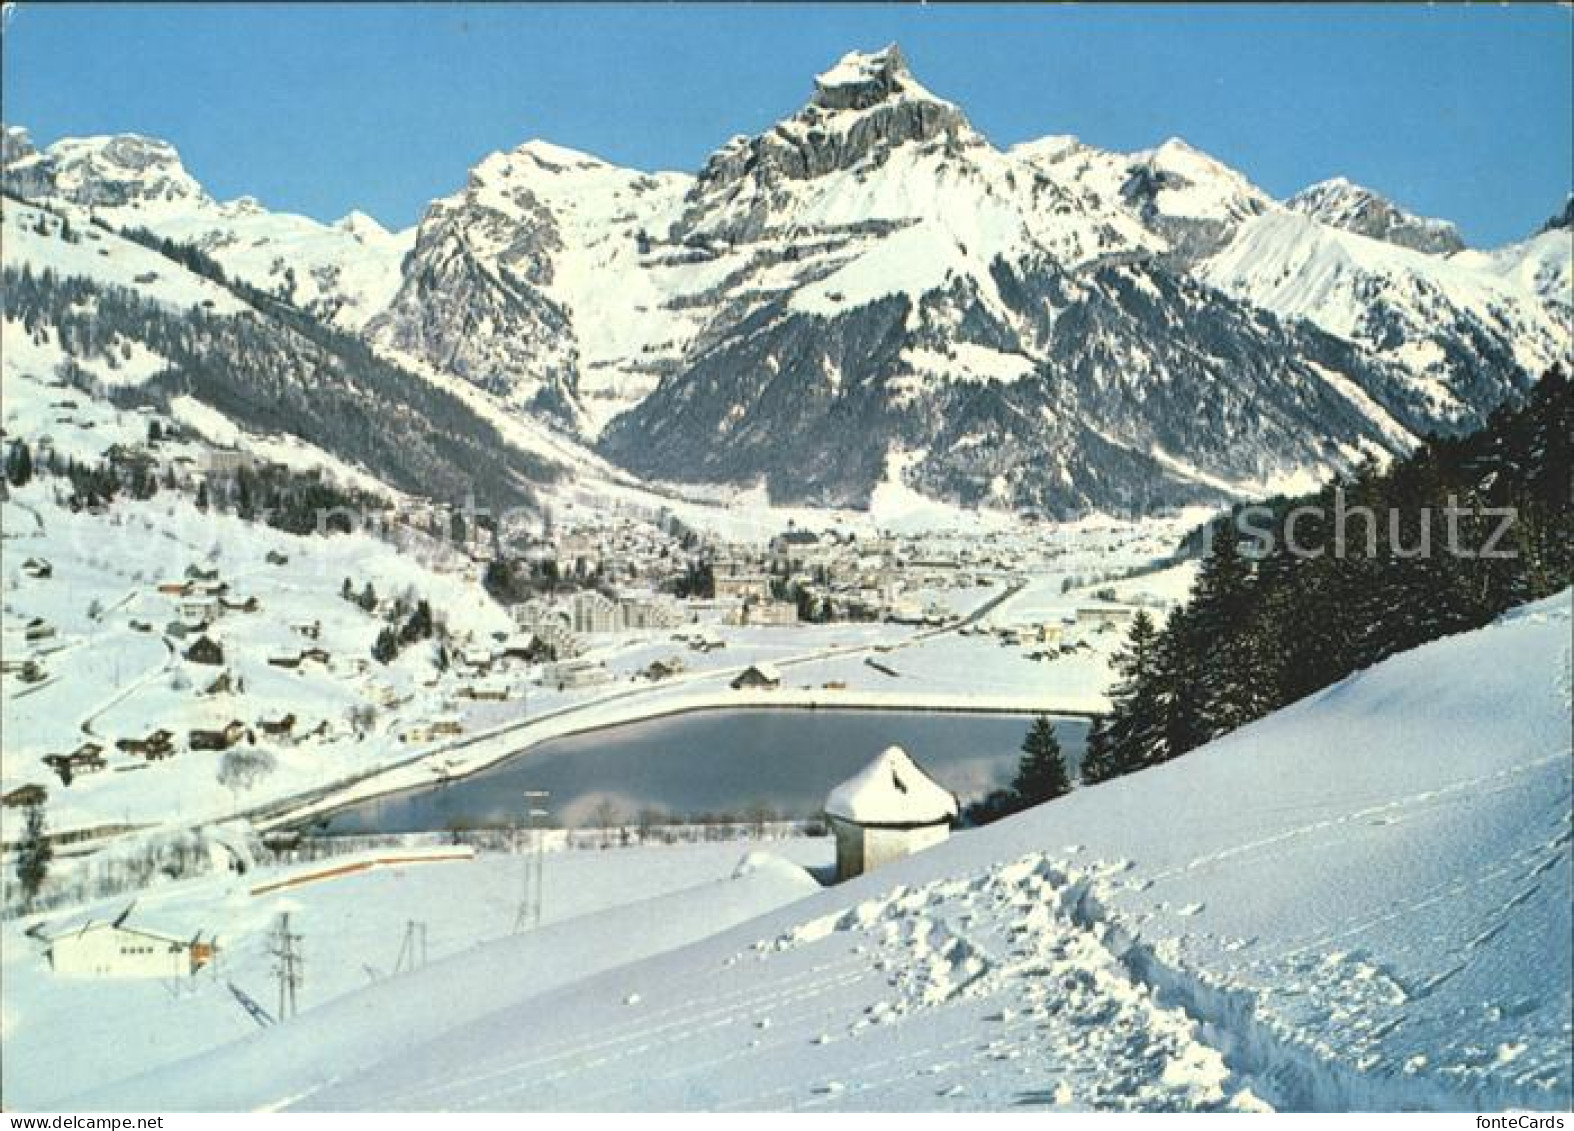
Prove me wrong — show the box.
[2,127,412,331]
[3,194,561,509]
[80,591,1574,1111]
[1200,209,1566,424]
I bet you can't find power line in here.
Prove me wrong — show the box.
[269,911,303,1021]
[514,790,550,933]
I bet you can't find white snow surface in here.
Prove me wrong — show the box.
[74,591,1573,1112]
[823,745,960,826]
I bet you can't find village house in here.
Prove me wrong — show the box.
[400,716,464,744]
[715,574,773,601]
[1076,605,1137,629]
[257,713,297,741]
[0,657,46,683]
[459,679,512,702]
[824,746,959,882]
[43,743,107,784]
[742,599,799,627]
[189,720,248,751]
[543,658,611,691]
[116,728,175,760]
[20,556,52,579]
[642,656,686,681]
[178,597,221,631]
[22,617,56,644]
[45,907,217,979]
[731,663,783,691]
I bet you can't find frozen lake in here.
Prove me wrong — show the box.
[316,708,1090,831]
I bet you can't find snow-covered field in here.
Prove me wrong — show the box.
[1,836,832,1108]
[47,590,1570,1112]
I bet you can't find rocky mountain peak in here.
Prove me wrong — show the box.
[1287,177,1465,255]
[1539,194,1573,235]
[810,44,931,112]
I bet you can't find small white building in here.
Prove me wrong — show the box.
[46,907,216,979]
[824,745,958,882]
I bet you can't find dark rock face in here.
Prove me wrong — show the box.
[602,253,1427,515]
[1540,195,1574,235]
[1288,179,1466,256]
[365,175,585,428]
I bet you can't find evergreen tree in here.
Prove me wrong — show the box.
[358,582,378,613]
[1011,715,1072,805]
[1102,610,1165,778]
[5,440,33,487]
[1078,716,1120,785]
[371,627,400,664]
[15,802,52,910]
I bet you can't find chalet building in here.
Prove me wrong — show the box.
[731,663,783,691]
[189,721,248,751]
[20,557,52,579]
[220,595,260,614]
[22,617,56,643]
[258,713,297,739]
[116,728,175,760]
[184,635,225,666]
[400,716,464,744]
[824,746,959,882]
[643,656,686,681]
[185,564,222,583]
[46,907,217,979]
[459,680,512,701]
[44,743,107,785]
[1,657,46,683]
[178,598,220,630]
[2,783,47,808]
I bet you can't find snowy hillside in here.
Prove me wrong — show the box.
[76,591,1573,1112]
[1201,209,1568,422]
[3,127,412,330]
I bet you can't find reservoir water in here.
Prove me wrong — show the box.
[316,708,1089,833]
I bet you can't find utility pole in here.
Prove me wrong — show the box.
[514,790,550,932]
[270,911,303,1021]
[394,919,428,974]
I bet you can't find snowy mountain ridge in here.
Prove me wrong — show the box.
[4,44,1569,513]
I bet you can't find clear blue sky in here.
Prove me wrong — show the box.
[4,3,1570,245]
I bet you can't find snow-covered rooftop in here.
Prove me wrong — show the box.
[824,744,958,826]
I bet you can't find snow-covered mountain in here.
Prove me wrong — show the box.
[4,44,1569,514]
[2,126,412,330]
[366,140,691,431]
[1287,177,1466,255]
